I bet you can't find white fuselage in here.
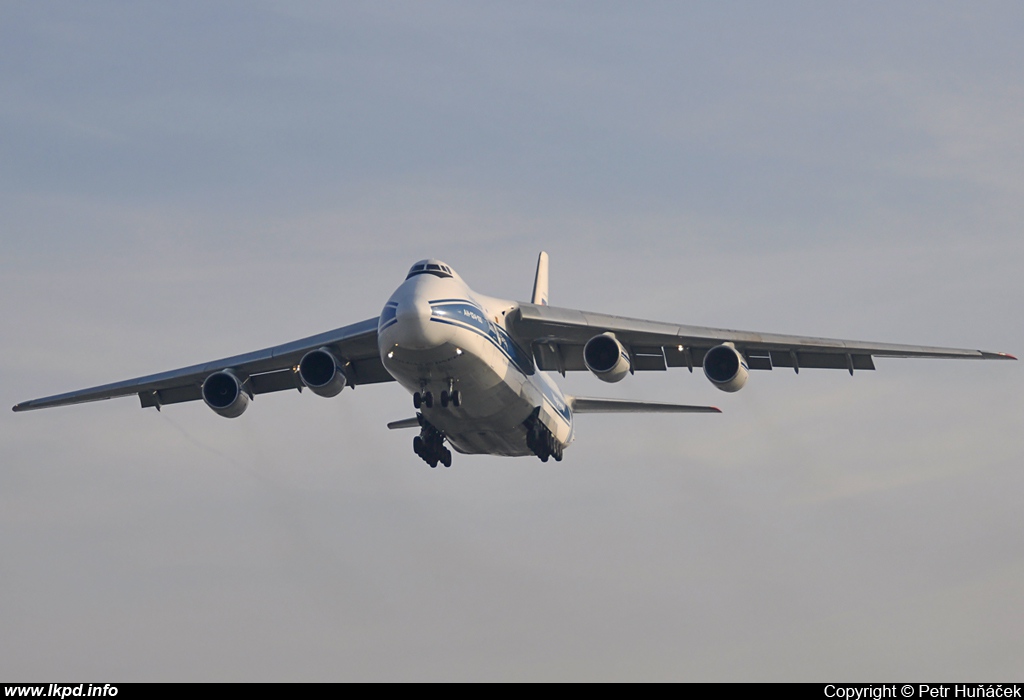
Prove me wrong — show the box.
[377,262,573,456]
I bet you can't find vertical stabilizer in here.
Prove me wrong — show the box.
[531,251,549,306]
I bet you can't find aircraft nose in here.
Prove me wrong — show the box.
[394,296,450,349]
[396,295,430,324]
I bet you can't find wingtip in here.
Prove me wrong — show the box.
[982,351,1018,360]
[711,406,722,413]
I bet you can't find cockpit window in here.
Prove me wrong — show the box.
[405,262,453,280]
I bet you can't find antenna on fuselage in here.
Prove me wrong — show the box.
[532,251,549,306]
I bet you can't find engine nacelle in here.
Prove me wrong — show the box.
[201,369,250,418]
[583,333,631,383]
[298,347,347,398]
[703,343,749,393]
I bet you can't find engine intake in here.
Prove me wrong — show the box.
[298,348,347,398]
[703,343,748,392]
[201,369,250,418]
[583,333,631,383]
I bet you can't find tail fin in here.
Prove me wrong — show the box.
[531,251,549,305]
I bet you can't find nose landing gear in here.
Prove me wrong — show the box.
[414,385,461,410]
[413,391,434,409]
[439,389,461,408]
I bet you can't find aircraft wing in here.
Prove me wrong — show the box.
[512,303,1016,374]
[12,317,392,412]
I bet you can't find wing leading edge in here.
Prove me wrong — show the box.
[513,303,1016,375]
[12,317,391,413]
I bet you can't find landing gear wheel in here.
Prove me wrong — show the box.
[524,410,562,463]
[413,418,451,468]
[440,390,449,408]
[413,392,422,409]
[424,391,434,408]
[451,390,461,407]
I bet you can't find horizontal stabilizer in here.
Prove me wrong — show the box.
[568,396,721,414]
[387,417,421,430]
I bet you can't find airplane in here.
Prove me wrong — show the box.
[12,253,1016,467]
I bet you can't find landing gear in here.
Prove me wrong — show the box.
[438,389,462,408]
[415,386,460,410]
[413,391,434,409]
[413,417,451,468]
[524,409,563,462]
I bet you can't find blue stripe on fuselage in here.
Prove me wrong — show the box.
[428,300,534,376]
[536,376,572,425]
[425,299,572,430]
[430,314,570,426]
[378,302,399,331]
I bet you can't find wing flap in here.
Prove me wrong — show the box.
[138,385,203,409]
[768,351,876,371]
[630,345,668,371]
[533,342,587,373]
[347,356,398,385]
[250,368,303,395]
[745,351,774,370]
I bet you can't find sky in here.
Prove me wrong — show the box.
[2,1,1022,681]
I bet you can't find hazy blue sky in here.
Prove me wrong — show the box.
[2,2,1022,681]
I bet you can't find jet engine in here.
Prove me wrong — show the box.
[298,348,347,398]
[702,343,748,393]
[583,333,631,383]
[201,369,250,418]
